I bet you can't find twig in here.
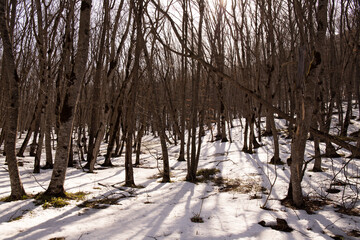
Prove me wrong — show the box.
[259,152,278,209]
[143,144,162,173]
[294,229,310,238]
[292,208,300,220]
[31,173,46,190]
[207,159,236,166]
[8,209,20,222]
[262,161,278,209]
[146,236,158,240]
[78,233,85,240]
[200,193,217,199]
[324,217,342,230]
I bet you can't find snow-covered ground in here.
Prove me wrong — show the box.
[0,117,359,240]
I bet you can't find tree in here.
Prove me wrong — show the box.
[286,0,328,207]
[123,0,145,187]
[0,0,27,200]
[86,0,109,171]
[45,0,92,197]
[186,0,205,182]
[177,0,189,162]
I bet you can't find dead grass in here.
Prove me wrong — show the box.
[281,197,332,214]
[335,205,360,216]
[196,168,220,182]
[347,229,360,238]
[215,177,264,194]
[78,191,134,209]
[78,197,122,209]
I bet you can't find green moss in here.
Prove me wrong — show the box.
[0,196,8,202]
[8,215,23,222]
[35,191,88,209]
[41,197,69,209]
[66,191,88,201]
[0,194,30,202]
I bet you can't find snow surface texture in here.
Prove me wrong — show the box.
[0,117,359,240]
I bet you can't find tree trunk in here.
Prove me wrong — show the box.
[177,0,188,162]
[186,0,204,182]
[45,0,92,197]
[34,116,45,173]
[0,0,27,199]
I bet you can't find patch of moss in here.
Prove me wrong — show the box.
[0,196,9,202]
[66,191,88,201]
[41,197,69,209]
[8,215,23,222]
[35,191,88,209]
[0,194,31,202]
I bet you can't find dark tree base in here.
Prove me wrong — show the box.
[41,163,53,169]
[242,148,254,154]
[215,135,222,141]
[101,161,114,167]
[312,167,323,172]
[324,152,342,158]
[83,162,90,169]
[262,131,272,137]
[269,157,284,165]
[177,156,186,162]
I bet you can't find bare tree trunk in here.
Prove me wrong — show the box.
[123,0,144,187]
[177,0,188,162]
[46,0,92,197]
[186,0,204,182]
[34,116,45,173]
[287,0,328,207]
[86,0,109,170]
[0,0,27,199]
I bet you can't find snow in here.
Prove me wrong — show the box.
[0,118,359,240]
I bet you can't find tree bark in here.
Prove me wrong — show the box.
[0,0,27,199]
[46,0,92,196]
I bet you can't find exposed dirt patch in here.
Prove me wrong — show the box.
[281,197,332,214]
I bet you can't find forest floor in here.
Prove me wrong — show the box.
[0,112,360,239]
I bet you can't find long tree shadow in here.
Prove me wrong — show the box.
[0,200,36,223]
[3,203,97,240]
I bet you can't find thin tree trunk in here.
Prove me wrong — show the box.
[34,116,45,173]
[186,0,204,182]
[177,0,188,162]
